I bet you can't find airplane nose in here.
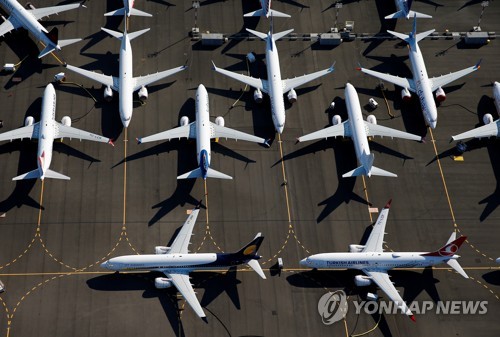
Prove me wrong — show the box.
[123,120,130,128]
[100,261,108,269]
[429,121,437,129]
[299,258,308,266]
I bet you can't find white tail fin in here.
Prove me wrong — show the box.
[13,168,70,181]
[177,167,232,180]
[104,7,152,17]
[247,259,267,279]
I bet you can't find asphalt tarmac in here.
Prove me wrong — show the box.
[0,0,499,336]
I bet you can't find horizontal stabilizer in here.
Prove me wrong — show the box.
[244,8,290,18]
[247,259,267,279]
[272,28,294,42]
[13,168,70,181]
[246,28,267,41]
[342,165,366,178]
[177,167,232,180]
[408,10,432,19]
[38,44,57,59]
[101,27,123,39]
[415,29,435,43]
[58,38,82,48]
[104,7,153,17]
[369,166,398,177]
[384,10,406,19]
[127,28,151,41]
[104,7,127,17]
[447,259,469,279]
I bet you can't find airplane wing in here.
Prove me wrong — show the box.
[360,68,415,92]
[362,200,391,253]
[298,121,351,142]
[430,62,481,92]
[165,271,206,318]
[282,65,334,91]
[65,65,117,90]
[0,123,38,141]
[55,124,111,143]
[169,208,201,254]
[0,16,21,37]
[452,121,500,141]
[210,122,265,143]
[364,122,421,141]
[29,3,82,20]
[133,66,187,91]
[212,62,268,93]
[362,270,414,319]
[137,123,195,144]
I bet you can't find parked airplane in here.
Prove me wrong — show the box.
[101,205,266,319]
[0,0,83,58]
[452,81,500,140]
[385,0,432,19]
[212,20,333,134]
[105,0,152,17]
[300,200,469,321]
[137,84,267,179]
[65,27,186,128]
[244,0,290,18]
[298,83,421,178]
[359,16,480,129]
[0,84,112,180]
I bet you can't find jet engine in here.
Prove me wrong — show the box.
[435,87,446,102]
[483,113,493,125]
[332,115,342,126]
[104,86,113,101]
[215,116,225,126]
[354,275,372,287]
[154,277,173,289]
[61,116,71,127]
[138,86,148,101]
[24,116,34,126]
[155,246,171,254]
[349,244,365,253]
[401,88,411,102]
[254,88,263,103]
[367,115,377,125]
[287,88,297,103]
[180,116,189,126]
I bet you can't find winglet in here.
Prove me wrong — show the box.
[108,139,115,147]
[384,199,392,209]
[136,137,142,144]
[196,200,203,209]
[211,61,217,71]
[410,315,416,322]
[474,59,482,70]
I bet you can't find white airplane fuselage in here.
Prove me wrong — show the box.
[301,252,457,270]
[494,81,500,114]
[36,84,58,180]
[118,32,134,127]
[102,253,221,272]
[345,83,372,171]
[0,0,59,51]
[195,84,212,178]
[265,35,286,134]
[408,42,438,128]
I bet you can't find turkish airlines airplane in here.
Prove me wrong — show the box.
[244,0,290,18]
[298,83,421,178]
[0,84,112,180]
[101,205,266,320]
[0,0,83,58]
[138,84,267,179]
[385,0,432,20]
[359,16,480,129]
[300,200,469,321]
[65,27,186,128]
[213,19,333,134]
[105,0,152,17]
[452,81,500,140]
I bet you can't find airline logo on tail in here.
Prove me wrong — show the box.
[421,236,467,257]
[243,244,258,256]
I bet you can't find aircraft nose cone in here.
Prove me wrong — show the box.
[123,120,130,128]
[429,121,437,129]
[100,261,108,269]
[299,258,308,266]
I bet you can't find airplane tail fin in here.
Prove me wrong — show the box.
[244,8,290,18]
[234,233,267,279]
[13,168,70,181]
[177,167,233,180]
[104,7,153,17]
[421,234,467,257]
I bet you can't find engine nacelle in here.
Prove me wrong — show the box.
[138,86,148,101]
[179,116,189,126]
[435,87,446,102]
[104,86,113,102]
[287,88,297,103]
[155,246,171,254]
[215,116,225,127]
[154,277,173,289]
[483,113,494,125]
[367,115,377,125]
[24,116,34,126]
[401,87,411,101]
[349,244,365,253]
[332,115,342,126]
[254,88,263,103]
[61,116,71,126]
[354,275,372,287]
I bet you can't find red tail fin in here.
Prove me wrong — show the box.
[421,236,467,257]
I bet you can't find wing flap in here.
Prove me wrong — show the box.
[29,3,82,20]
[0,124,37,141]
[364,122,421,141]
[55,124,111,143]
[452,121,500,141]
